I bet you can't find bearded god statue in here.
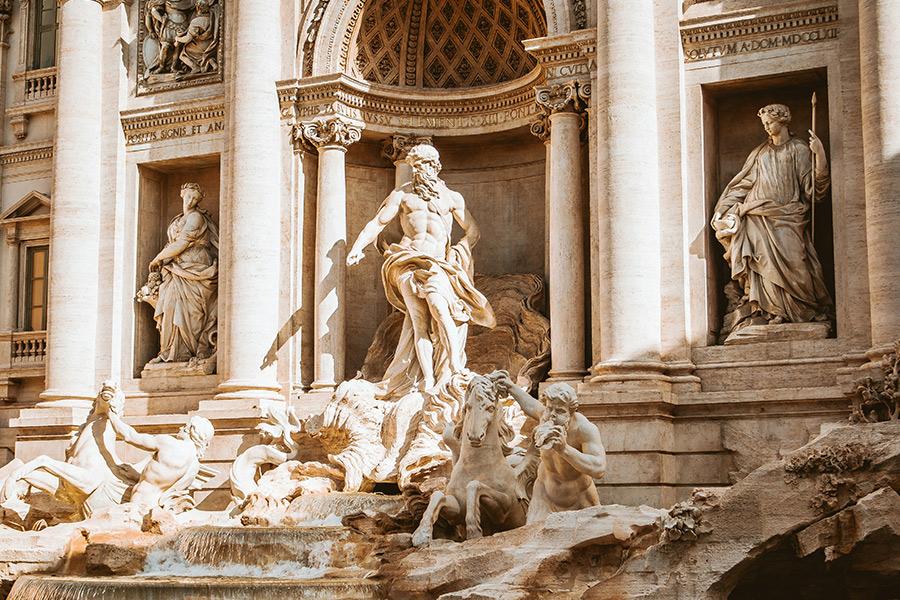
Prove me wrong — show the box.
[347,143,496,397]
[711,103,834,343]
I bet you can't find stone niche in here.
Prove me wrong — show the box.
[702,69,835,344]
[134,156,221,380]
[343,128,547,376]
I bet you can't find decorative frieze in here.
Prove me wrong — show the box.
[137,0,225,95]
[277,71,541,136]
[297,115,363,151]
[120,100,225,146]
[680,5,839,63]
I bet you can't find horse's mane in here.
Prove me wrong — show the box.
[453,375,516,456]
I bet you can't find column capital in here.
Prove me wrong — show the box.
[381,133,433,163]
[297,114,363,152]
[535,80,591,115]
[529,113,551,143]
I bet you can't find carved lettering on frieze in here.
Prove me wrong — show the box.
[121,103,226,146]
[137,0,225,95]
[681,6,838,63]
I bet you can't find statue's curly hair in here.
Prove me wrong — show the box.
[757,103,792,124]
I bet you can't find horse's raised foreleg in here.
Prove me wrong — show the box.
[411,490,461,547]
[465,480,513,540]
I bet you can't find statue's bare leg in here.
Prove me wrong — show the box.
[425,291,464,374]
[465,480,512,540]
[399,273,435,389]
[411,490,460,547]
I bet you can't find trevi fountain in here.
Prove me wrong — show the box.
[0,0,896,598]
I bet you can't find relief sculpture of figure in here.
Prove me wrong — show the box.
[347,143,496,397]
[138,182,218,370]
[175,0,219,77]
[143,0,220,82]
[711,104,833,341]
[497,374,607,524]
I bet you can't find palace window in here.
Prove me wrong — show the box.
[23,245,49,331]
[31,0,58,70]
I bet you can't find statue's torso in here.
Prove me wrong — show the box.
[397,190,455,259]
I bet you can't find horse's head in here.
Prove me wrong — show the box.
[459,375,501,448]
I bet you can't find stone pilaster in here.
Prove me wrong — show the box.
[1,227,17,332]
[214,0,284,402]
[859,0,900,357]
[39,0,103,406]
[590,0,666,385]
[382,134,433,188]
[535,80,589,382]
[298,115,363,392]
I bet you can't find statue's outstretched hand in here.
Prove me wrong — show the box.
[346,249,364,266]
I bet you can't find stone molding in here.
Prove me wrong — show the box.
[680,4,839,63]
[381,134,433,163]
[120,98,225,146]
[0,142,53,166]
[535,79,591,114]
[297,114,363,152]
[523,29,595,85]
[277,70,543,136]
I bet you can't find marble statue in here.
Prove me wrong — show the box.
[347,143,495,397]
[142,0,221,83]
[106,403,215,513]
[137,182,218,372]
[0,381,138,523]
[412,373,526,546]
[497,375,607,524]
[229,405,303,505]
[711,104,833,341]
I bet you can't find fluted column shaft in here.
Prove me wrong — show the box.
[300,116,362,391]
[859,0,900,351]
[215,0,283,400]
[591,0,664,383]
[535,82,589,381]
[40,0,103,404]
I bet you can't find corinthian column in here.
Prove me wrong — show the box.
[215,0,283,401]
[299,115,363,392]
[590,0,665,385]
[535,81,589,382]
[859,0,900,354]
[382,134,433,187]
[39,0,104,406]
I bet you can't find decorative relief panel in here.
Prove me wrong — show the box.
[680,5,838,63]
[137,0,224,95]
[351,0,545,89]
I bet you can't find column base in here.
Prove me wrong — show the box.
[546,368,588,385]
[309,380,337,394]
[589,359,700,391]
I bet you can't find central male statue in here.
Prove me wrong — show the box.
[347,144,495,396]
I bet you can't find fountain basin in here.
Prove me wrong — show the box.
[8,575,384,600]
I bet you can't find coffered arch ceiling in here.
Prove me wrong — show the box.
[348,0,547,88]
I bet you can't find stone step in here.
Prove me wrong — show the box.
[8,575,384,600]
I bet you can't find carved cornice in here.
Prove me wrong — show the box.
[277,70,543,136]
[535,80,590,114]
[297,114,363,152]
[381,134,433,163]
[0,142,53,166]
[523,29,595,85]
[120,98,225,146]
[680,4,838,63]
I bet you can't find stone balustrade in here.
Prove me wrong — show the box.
[10,331,47,364]
[15,68,59,103]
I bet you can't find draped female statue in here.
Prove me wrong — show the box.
[138,182,218,368]
[711,104,833,342]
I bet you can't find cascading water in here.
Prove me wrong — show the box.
[7,517,385,600]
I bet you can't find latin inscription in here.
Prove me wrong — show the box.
[684,27,838,62]
[125,119,225,146]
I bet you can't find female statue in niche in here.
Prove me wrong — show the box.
[138,182,218,368]
[711,103,833,341]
